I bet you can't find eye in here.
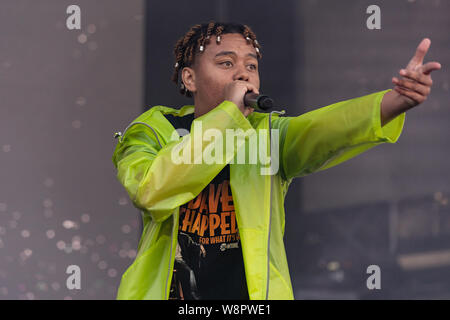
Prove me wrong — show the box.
[219,61,233,67]
[248,64,257,70]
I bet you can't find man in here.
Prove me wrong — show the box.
[111,21,441,300]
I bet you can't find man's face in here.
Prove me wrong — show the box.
[182,33,260,114]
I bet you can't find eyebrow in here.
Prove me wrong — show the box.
[214,51,258,60]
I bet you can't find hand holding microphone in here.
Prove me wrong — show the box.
[223,80,274,117]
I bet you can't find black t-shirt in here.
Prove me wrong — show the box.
[165,112,249,300]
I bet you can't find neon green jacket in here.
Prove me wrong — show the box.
[111,89,405,300]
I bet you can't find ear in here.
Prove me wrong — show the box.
[181,67,197,93]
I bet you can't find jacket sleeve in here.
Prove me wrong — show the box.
[111,100,254,223]
[272,89,406,181]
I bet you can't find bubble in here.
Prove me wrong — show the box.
[91,253,100,262]
[63,246,73,253]
[76,96,86,106]
[96,235,106,245]
[84,239,94,246]
[327,261,340,271]
[51,282,60,291]
[36,281,48,292]
[2,145,11,153]
[118,249,128,258]
[21,230,30,238]
[107,268,117,278]
[12,211,22,220]
[72,237,81,250]
[98,260,107,270]
[118,197,128,206]
[64,243,73,253]
[443,81,449,92]
[77,33,87,44]
[43,198,53,208]
[128,250,136,259]
[63,220,77,229]
[72,120,81,129]
[87,24,97,34]
[434,191,443,201]
[46,230,55,239]
[121,225,131,234]
[81,214,90,223]
[43,178,54,187]
[56,241,66,250]
[25,292,35,300]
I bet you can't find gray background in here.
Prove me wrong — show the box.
[0,0,449,299]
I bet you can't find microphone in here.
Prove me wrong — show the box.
[244,91,274,111]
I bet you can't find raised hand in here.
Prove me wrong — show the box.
[391,38,442,108]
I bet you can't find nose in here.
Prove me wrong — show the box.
[233,63,250,81]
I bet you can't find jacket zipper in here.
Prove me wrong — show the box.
[266,110,285,300]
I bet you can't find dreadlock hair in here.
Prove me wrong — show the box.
[171,21,262,98]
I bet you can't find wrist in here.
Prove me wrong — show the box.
[380,89,410,127]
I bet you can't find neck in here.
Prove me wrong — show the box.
[193,97,210,119]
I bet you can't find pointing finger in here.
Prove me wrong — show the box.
[406,38,431,69]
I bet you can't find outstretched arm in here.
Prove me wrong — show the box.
[381,38,442,127]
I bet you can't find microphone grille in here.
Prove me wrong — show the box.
[259,96,274,110]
